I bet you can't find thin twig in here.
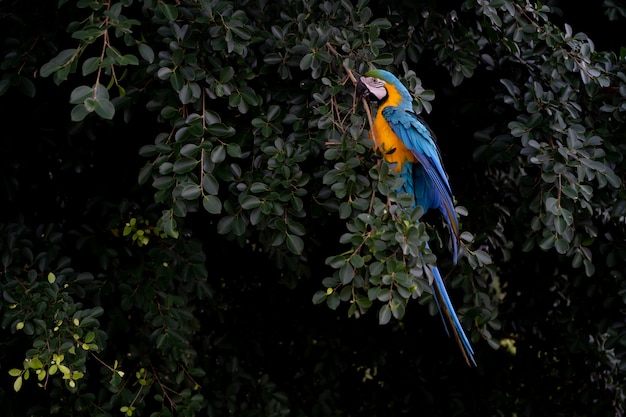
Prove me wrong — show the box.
[325,43,376,140]
[326,42,382,214]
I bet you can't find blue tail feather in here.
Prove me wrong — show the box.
[425,243,476,366]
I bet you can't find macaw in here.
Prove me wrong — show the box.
[356,69,475,366]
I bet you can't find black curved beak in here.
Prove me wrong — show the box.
[356,78,371,100]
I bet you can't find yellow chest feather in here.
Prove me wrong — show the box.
[372,108,416,171]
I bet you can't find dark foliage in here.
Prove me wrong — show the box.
[1,0,625,416]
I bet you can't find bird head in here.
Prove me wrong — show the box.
[357,72,388,102]
[356,69,412,107]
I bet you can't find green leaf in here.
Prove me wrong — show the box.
[391,300,405,320]
[538,235,555,250]
[210,145,226,163]
[173,157,199,174]
[180,143,199,157]
[40,49,77,77]
[219,67,235,83]
[312,290,327,305]
[583,259,595,277]
[545,197,559,215]
[378,304,392,325]
[84,97,97,112]
[179,84,193,104]
[202,195,222,214]
[170,72,184,91]
[152,176,175,190]
[94,98,115,119]
[82,57,100,76]
[158,210,179,239]
[0,79,10,96]
[286,234,304,255]
[206,123,235,137]
[217,215,234,235]
[356,296,373,310]
[200,173,218,195]
[240,88,260,106]
[13,376,22,392]
[240,195,261,210]
[157,67,172,80]
[249,182,268,193]
[287,221,306,236]
[226,143,242,158]
[299,53,314,70]
[326,292,340,310]
[338,264,354,284]
[372,53,394,65]
[71,104,90,122]
[231,216,246,236]
[119,54,139,66]
[338,201,352,219]
[267,105,281,121]
[555,238,569,254]
[138,43,155,63]
[369,17,392,29]
[180,184,201,200]
[20,78,37,99]
[230,25,251,40]
[369,261,384,276]
[579,158,607,173]
[474,250,492,265]
[554,216,567,234]
[159,3,178,20]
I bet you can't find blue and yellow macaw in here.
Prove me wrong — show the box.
[357,69,475,366]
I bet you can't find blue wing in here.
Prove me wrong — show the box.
[382,106,460,263]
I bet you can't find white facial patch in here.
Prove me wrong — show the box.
[360,77,387,101]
